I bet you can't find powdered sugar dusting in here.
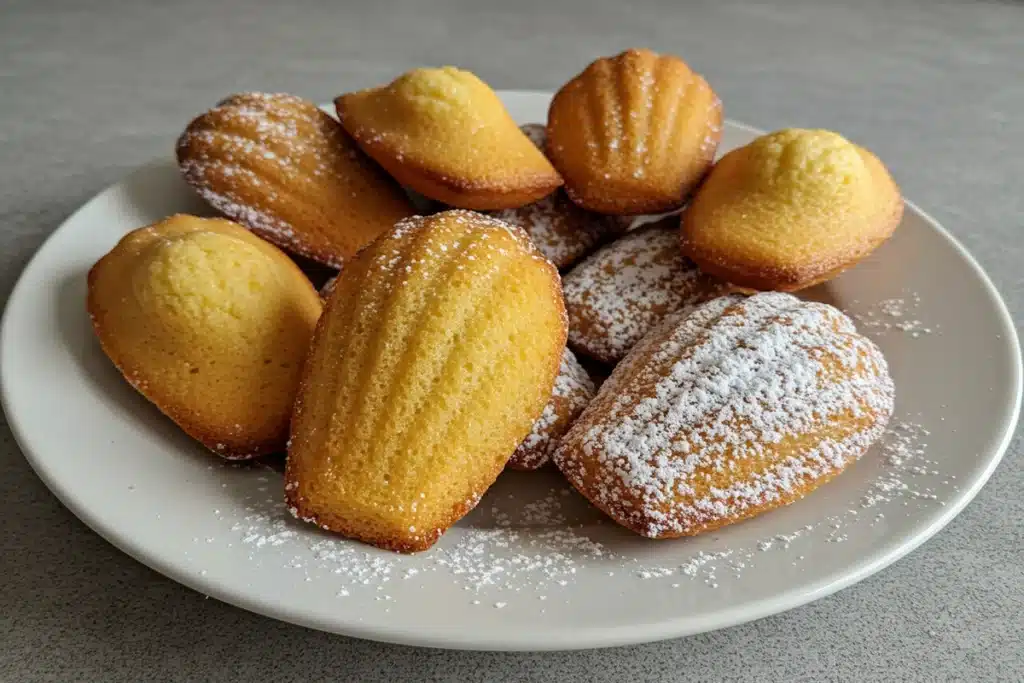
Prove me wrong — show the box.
[178,159,297,240]
[849,292,935,337]
[617,415,943,583]
[176,92,382,268]
[555,293,896,538]
[223,482,611,598]
[490,193,625,270]
[561,221,727,363]
[200,405,946,609]
[508,348,597,471]
[388,210,550,267]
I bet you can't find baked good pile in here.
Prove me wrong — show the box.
[88,48,900,553]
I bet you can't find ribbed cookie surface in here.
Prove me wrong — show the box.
[177,92,413,268]
[286,210,566,552]
[555,293,894,538]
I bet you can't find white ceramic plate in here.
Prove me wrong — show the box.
[2,92,1020,651]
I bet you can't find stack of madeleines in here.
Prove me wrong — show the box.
[88,48,900,553]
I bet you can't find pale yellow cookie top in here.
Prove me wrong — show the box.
[337,67,559,190]
[88,214,322,457]
[683,128,902,288]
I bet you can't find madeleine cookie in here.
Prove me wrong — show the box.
[547,48,722,214]
[508,347,596,471]
[177,92,414,268]
[682,128,903,291]
[336,67,562,210]
[87,215,322,459]
[554,293,894,538]
[562,218,728,364]
[490,124,627,269]
[286,210,567,552]
[490,191,627,270]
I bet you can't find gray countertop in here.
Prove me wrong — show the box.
[2,0,1022,680]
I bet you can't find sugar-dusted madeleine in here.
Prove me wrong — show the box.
[547,48,722,215]
[554,293,894,539]
[562,218,728,364]
[682,128,903,291]
[177,92,414,268]
[286,210,567,552]
[335,67,562,210]
[490,124,627,269]
[490,190,626,270]
[508,347,596,471]
[87,215,322,460]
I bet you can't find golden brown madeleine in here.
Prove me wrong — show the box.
[286,210,567,552]
[682,128,903,291]
[547,48,722,215]
[87,215,322,459]
[507,347,597,471]
[561,218,728,365]
[554,293,894,538]
[336,67,562,210]
[177,92,414,268]
[490,124,628,269]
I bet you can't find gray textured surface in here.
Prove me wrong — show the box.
[1,0,1022,680]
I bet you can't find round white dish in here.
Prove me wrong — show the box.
[1,91,1020,651]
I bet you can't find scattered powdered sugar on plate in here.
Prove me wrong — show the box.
[217,482,614,600]
[205,407,946,606]
[849,292,934,337]
[618,415,949,582]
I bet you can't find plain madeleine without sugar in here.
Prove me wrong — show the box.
[682,128,903,291]
[554,293,895,539]
[177,92,414,268]
[335,67,563,210]
[87,214,323,460]
[286,210,567,552]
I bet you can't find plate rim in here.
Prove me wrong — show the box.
[2,92,1021,651]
